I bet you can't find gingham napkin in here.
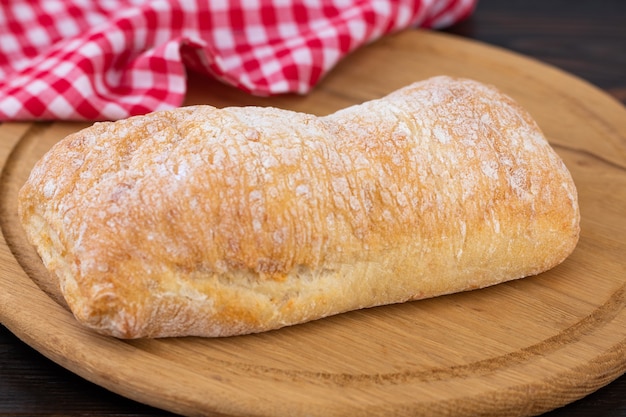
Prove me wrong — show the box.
[0,0,475,121]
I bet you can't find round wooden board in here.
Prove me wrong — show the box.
[1,30,626,417]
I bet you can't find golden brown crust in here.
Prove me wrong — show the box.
[18,76,580,338]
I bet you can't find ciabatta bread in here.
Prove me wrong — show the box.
[18,76,580,338]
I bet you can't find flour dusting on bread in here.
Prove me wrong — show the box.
[18,76,579,338]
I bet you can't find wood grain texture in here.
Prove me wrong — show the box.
[1,29,626,417]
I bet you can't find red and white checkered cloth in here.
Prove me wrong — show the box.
[0,0,475,121]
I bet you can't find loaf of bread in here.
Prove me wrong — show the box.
[18,76,580,338]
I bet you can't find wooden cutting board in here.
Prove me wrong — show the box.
[2,29,626,417]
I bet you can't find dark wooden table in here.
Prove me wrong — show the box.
[1,0,625,416]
